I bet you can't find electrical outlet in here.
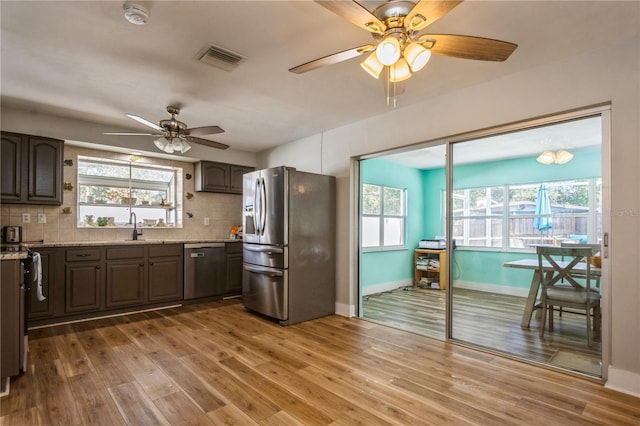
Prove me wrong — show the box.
[204,217,210,226]
[22,213,31,223]
[38,213,46,224]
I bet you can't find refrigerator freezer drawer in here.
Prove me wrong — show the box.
[243,244,287,269]
[242,264,288,321]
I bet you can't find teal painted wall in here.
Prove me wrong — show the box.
[422,168,446,239]
[359,147,601,291]
[359,159,425,290]
[451,147,601,189]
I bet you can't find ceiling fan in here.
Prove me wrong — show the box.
[289,0,517,97]
[105,105,229,154]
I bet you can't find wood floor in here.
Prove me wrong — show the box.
[2,299,638,426]
[363,287,601,374]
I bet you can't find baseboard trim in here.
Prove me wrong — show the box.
[453,280,529,298]
[605,366,640,397]
[362,279,413,296]
[335,302,355,317]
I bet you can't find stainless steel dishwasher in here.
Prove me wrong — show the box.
[183,243,226,300]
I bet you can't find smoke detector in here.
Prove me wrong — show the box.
[123,3,149,25]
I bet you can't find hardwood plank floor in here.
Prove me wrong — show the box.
[2,299,637,425]
[363,286,602,376]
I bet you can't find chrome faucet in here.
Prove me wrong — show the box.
[129,212,142,240]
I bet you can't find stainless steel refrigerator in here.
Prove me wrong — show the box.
[242,166,335,325]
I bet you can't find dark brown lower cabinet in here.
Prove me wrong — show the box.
[65,261,103,313]
[106,261,145,308]
[105,247,145,309]
[65,247,103,314]
[1,259,24,379]
[148,245,183,303]
[29,243,187,326]
[27,248,56,321]
[225,242,243,295]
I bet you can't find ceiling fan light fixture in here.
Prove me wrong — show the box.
[177,138,192,154]
[154,136,190,154]
[361,52,384,79]
[555,150,574,164]
[536,150,574,165]
[536,151,556,165]
[389,58,412,82]
[404,42,431,72]
[154,137,172,153]
[376,36,401,66]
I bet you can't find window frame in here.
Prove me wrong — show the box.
[448,177,600,251]
[76,156,182,228]
[361,183,407,252]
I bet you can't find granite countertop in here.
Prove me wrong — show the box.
[0,252,29,261]
[24,238,242,249]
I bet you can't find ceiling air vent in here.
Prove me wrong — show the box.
[196,44,245,72]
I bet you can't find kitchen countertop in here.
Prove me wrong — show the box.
[24,238,242,249]
[0,252,29,261]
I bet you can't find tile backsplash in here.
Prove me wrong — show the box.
[0,145,242,243]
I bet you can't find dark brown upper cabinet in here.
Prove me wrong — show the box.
[1,131,64,205]
[195,161,253,194]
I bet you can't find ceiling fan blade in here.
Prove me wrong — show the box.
[186,125,225,136]
[289,44,375,74]
[104,132,160,136]
[315,0,386,34]
[188,136,230,150]
[126,113,163,132]
[421,34,518,61]
[405,1,463,31]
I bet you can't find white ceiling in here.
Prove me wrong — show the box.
[1,1,638,159]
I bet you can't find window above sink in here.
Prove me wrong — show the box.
[77,156,182,228]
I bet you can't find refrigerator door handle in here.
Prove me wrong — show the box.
[244,245,284,254]
[253,178,261,235]
[244,264,284,277]
[260,177,267,235]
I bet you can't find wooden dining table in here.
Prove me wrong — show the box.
[503,258,601,328]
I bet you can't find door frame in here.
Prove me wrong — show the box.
[351,103,611,379]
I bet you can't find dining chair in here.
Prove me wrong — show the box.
[557,242,602,317]
[536,246,601,347]
[560,241,601,256]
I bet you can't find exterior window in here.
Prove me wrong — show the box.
[77,157,182,228]
[450,178,600,249]
[451,187,504,247]
[361,184,406,250]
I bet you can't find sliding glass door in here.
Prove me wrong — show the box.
[448,111,606,377]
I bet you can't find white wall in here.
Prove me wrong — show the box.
[258,37,640,396]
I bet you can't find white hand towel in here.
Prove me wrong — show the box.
[32,252,46,301]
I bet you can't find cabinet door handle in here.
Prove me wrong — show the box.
[149,262,154,266]
[96,266,101,270]
[139,263,145,267]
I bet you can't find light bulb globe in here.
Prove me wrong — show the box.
[376,36,401,66]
